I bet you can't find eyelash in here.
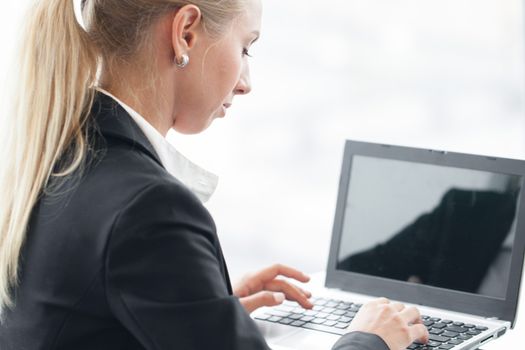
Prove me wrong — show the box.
[242,48,252,57]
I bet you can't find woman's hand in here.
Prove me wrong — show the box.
[233,264,313,314]
[347,298,429,350]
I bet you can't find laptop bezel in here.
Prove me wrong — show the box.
[326,140,525,327]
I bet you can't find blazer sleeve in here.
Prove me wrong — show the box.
[105,183,271,350]
[332,332,390,350]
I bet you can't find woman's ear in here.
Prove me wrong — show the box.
[171,5,202,62]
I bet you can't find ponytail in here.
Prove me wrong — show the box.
[0,0,98,311]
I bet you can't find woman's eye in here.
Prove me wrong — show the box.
[242,48,252,57]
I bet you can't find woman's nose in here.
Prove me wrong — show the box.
[234,66,252,95]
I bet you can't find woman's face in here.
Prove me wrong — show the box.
[172,0,262,134]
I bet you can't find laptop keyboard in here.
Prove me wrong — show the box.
[254,297,489,350]
[255,297,361,335]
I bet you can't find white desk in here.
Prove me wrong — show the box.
[302,272,524,349]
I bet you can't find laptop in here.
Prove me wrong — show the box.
[252,140,525,350]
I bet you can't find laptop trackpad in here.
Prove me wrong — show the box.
[271,329,340,350]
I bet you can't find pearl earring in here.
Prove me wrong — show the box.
[175,54,189,68]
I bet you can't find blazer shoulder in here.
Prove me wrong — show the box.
[81,132,198,207]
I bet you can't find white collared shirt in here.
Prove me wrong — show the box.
[96,88,218,203]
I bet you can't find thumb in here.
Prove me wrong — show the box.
[239,291,285,314]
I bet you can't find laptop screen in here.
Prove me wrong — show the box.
[336,155,522,299]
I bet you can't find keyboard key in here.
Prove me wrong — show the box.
[334,322,350,329]
[448,339,463,345]
[276,305,295,313]
[463,324,475,329]
[336,304,351,310]
[440,320,453,324]
[423,320,435,327]
[268,310,290,318]
[268,316,282,322]
[315,298,328,306]
[437,345,454,349]
[311,318,326,324]
[467,330,481,336]
[324,320,337,327]
[288,313,303,320]
[475,326,488,331]
[429,329,444,335]
[340,316,352,323]
[428,334,449,343]
[445,326,468,333]
[290,320,305,327]
[432,323,447,329]
[442,331,458,338]
[300,316,314,322]
[255,314,271,320]
[428,334,450,343]
[427,340,442,347]
[279,318,293,325]
[452,322,464,326]
[457,334,472,340]
[345,311,358,318]
[327,314,341,321]
[302,322,346,335]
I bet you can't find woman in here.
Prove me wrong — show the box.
[0,0,428,349]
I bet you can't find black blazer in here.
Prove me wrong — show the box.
[0,93,387,350]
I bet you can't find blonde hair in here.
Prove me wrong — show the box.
[0,0,246,312]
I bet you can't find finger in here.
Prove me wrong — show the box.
[389,302,405,312]
[399,306,422,324]
[239,291,286,314]
[372,297,390,305]
[267,280,313,309]
[233,284,251,298]
[259,264,311,284]
[410,323,430,344]
[290,284,313,298]
[297,286,312,298]
[266,280,314,309]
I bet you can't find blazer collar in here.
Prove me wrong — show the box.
[90,91,163,168]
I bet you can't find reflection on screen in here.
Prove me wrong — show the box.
[336,156,521,299]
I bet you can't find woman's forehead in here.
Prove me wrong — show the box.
[237,0,262,31]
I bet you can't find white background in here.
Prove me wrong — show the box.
[1,0,524,285]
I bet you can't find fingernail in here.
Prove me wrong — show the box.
[274,293,285,303]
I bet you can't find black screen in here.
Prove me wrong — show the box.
[336,155,522,299]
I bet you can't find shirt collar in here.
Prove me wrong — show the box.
[96,88,218,203]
